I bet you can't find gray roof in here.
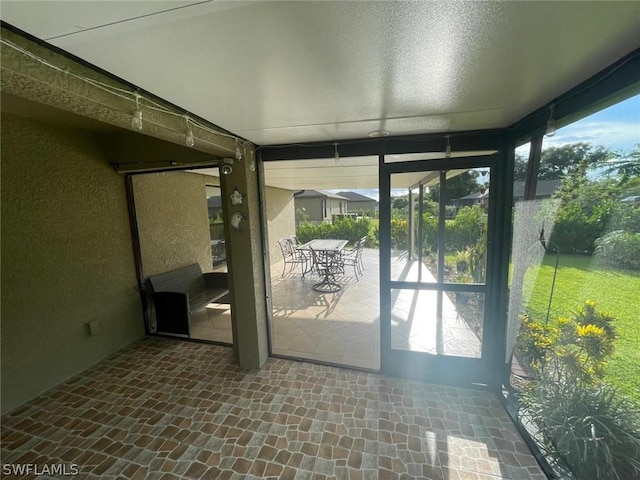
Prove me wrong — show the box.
[512,179,562,198]
[457,190,489,201]
[454,179,562,202]
[207,196,222,208]
[294,190,349,200]
[335,191,377,202]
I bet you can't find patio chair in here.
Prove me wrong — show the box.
[310,247,344,292]
[277,237,310,277]
[340,236,366,279]
[211,240,226,267]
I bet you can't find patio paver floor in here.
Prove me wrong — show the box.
[1,337,546,479]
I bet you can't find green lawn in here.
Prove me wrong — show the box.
[521,254,640,403]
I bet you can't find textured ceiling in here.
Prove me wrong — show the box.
[2,1,639,148]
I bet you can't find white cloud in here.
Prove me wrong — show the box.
[546,120,639,153]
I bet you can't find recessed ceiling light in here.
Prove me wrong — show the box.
[368,130,390,138]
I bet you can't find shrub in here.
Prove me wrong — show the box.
[421,215,438,252]
[540,178,620,254]
[389,205,487,254]
[517,301,640,479]
[525,383,640,480]
[390,219,408,249]
[547,202,610,254]
[296,221,334,243]
[420,206,487,254]
[607,201,640,233]
[447,205,486,252]
[594,231,640,270]
[296,217,371,247]
[332,217,371,245]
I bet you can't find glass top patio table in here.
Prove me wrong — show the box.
[298,239,348,251]
[297,239,348,292]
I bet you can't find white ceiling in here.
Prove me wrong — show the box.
[2,1,639,148]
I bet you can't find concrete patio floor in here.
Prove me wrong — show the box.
[191,248,483,371]
[270,248,482,370]
[270,248,382,370]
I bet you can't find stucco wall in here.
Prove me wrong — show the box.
[264,186,296,268]
[1,113,145,414]
[132,171,213,277]
[295,197,325,222]
[295,197,346,223]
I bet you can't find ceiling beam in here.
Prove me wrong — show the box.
[259,131,505,161]
[0,24,244,161]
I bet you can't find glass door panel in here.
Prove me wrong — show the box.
[381,158,497,386]
[390,288,484,358]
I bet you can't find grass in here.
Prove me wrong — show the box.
[521,254,640,404]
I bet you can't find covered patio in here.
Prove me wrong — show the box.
[2,3,638,478]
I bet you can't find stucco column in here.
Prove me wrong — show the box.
[220,149,269,369]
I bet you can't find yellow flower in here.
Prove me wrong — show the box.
[585,300,597,308]
[577,324,605,338]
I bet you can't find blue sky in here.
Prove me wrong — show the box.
[544,93,639,154]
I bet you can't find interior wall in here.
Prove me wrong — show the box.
[0,113,145,415]
[264,186,296,269]
[132,171,212,277]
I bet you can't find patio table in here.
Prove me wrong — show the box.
[298,239,348,292]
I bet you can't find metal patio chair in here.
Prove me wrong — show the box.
[340,236,366,279]
[277,237,310,277]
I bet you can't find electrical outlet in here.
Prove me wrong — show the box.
[88,319,102,336]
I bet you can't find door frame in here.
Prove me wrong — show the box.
[379,153,504,387]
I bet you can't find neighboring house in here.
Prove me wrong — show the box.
[455,180,562,208]
[455,190,489,208]
[207,194,223,221]
[294,190,349,223]
[513,180,562,200]
[336,191,378,213]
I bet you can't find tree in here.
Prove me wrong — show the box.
[514,152,528,181]
[427,170,479,202]
[514,142,611,181]
[392,196,408,210]
[602,144,640,187]
[541,171,622,254]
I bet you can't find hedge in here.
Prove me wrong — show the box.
[296,217,372,247]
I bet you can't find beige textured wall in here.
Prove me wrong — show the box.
[132,172,213,277]
[223,151,269,368]
[264,186,296,268]
[1,113,145,414]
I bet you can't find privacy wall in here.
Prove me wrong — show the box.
[131,171,212,277]
[264,186,296,268]
[1,113,145,414]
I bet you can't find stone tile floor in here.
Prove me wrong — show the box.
[1,338,546,479]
